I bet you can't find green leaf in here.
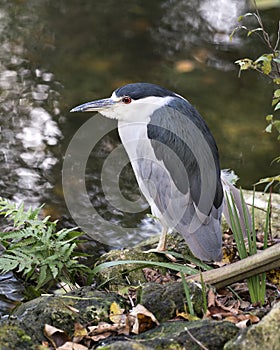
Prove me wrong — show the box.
[180,272,195,316]
[0,257,19,272]
[274,89,280,98]
[37,265,50,289]
[273,78,280,85]
[0,197,89,291]
[239,12,255,20]
[92,260,199,276]
[254,54,273,64]
[247,28,263,37]
[255,175,280,186]
[273,120,280,132]
[235,59,253,70]
[274,102,280,111]
[266,114,273,121]
[265,124,272,133]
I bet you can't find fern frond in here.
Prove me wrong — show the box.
[0,256,20,273]
[0,197,90,290]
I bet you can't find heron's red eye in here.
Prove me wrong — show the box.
[122,96,132,104]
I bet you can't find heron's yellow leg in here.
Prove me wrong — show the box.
[156,227,168,251]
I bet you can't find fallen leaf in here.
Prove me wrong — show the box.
[129,304,159,334]
[142,268,173,283]
[90,332,112,342]
[73,322,88,343]
[44,324,69,348]
[224,315,239,323]
[215,296,239,314]
[207,288,216,308]
[57,341,88,350]
[236,319,250,329]
[237,314,260,324]
[88,322,118,335]
[109,301,125,324]
[176,310,200,321]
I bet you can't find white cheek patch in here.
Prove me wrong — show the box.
[102,92,174,122]
[117,95,173,122]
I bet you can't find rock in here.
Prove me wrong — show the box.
[96,320,239,350]
[224,301,280,350]
[0,324,32,350]
[95,248,168,291]
[10,286,127,343]
[138,281,204,321]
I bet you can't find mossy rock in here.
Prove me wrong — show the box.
[138,281,204,321]
[10,286,127,343]
[96,320,239,350]
[0,324,32,350]
[94,248,169,291]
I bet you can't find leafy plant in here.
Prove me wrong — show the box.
[230,3,280,189]
[180,272,195,316]
[0,197,89,290]
[226,188,270,305]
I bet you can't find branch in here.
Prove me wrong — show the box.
[187,243,280,289]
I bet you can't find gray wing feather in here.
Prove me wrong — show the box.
[137,99,223,261]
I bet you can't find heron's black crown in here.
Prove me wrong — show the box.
[115,83,178,100]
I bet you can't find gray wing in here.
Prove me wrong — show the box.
[137,98,223,261]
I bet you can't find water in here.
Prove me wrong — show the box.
[0,0,279,311]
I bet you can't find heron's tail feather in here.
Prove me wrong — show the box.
[221,170,252,236]
[177,204,223,262]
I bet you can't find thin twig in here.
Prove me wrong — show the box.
[273,20,280,51]
[185,328,209,350]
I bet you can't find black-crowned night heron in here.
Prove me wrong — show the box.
[71,82,224,262]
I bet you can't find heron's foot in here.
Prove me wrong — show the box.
[144,234,176,261]
[144,247,177,262]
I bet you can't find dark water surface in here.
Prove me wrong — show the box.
[0,0,279,249]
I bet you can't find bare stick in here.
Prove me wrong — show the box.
[187,243,280,289]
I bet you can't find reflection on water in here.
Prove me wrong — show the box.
[155,0,246,54]
[0,4,61,208]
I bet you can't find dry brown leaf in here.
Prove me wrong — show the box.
[236,319,250,329]
[88,322,118,335]
[142,268,173,284]
[129,304,159,334]
[44,324,69,348]
[90,332,112,342]
[117,315,131,336]
[207,288,216,308]
[237,314,260,324]
[224,315,239,323]
[222,246,237,264]
[73,322,88,343]
[215,296,239,314]
[57,341,88,350]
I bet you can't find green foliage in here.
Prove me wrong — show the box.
[0,197,89,290]
[232,12,280,136]
[231,4,280,190]
[92,259,199,276]
[180,272,195,316]
[226,189,269,305]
